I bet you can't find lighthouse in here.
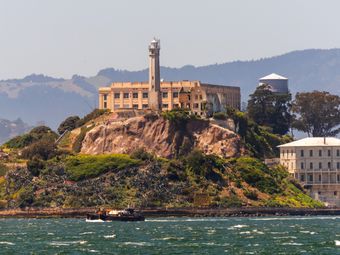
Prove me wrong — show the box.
[148,38,161,111]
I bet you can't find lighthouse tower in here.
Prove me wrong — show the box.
[148,38,161,111]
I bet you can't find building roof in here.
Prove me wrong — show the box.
[259,73,288,80]
[278,137,340,147]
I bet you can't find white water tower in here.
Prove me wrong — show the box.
[259,73,289,94]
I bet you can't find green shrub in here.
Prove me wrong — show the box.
[234,157,282,194]
[0,163,8,176]
[76,109,107,127]
[130,148,154,161]
[21,140,58,160]
[65,154,140,181]
[213,112,227,120]
[244,189,258,200]
[57,116,80,135]
[27,157,45,176]
[4,126,58,149]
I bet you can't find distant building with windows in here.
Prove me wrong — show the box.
[279,137,340,207]
[98,39,240,116]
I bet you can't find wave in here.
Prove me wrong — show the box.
[49,240,87,246]
[335,240,340,246]
[0,241,15,245]
[104,234,116,239]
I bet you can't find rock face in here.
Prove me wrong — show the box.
[81,115,242,158]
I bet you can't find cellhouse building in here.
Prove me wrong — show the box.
[98,39,241,116]
[279,137,340,207]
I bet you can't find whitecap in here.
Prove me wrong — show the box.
[123,242,151,246]
[85,219,105,223]
[80,232,94,235]
[0,241,14,246]
[103,234,116,239]
[335,240,340,246]
[282,242,303,246]
[228,224,248,230]
[49,240,87,246]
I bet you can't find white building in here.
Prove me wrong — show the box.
[278,137,340,207]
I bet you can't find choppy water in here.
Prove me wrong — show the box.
[0,216,339,254]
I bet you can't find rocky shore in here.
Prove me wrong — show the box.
[0,207,339,218]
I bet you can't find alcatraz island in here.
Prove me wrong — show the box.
[1,39,340,218]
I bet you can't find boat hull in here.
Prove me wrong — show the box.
[86,213,145,222]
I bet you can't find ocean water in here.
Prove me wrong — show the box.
[0,216,339,254]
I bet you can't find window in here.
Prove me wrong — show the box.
[337,150,340,157]
[103,102,107,109]
[123,93,129,99]
[309,150,313,157]
[334,191,337,196]
[319,175,321,182]
[133,93,138,99]
[300,174,305,182]
[173,104,179,108]
[319,162,322,169]
[173,92,179,98]
[309,162,313,170]
[328,150,331,157]
[319,150,322,157]
[123,104,130,108]
[193,103,199,109]
[142,104,148,109]
[132,104,138,109]
[282,150,285,157]
[195,95,198,100]
[200,94,203,100]
[308,174,313,182]
[301,162,304,169]
[114,93,120,99]
[162,104,168,109]
[328,162,331,169]
[142,92,148,99]
[162,92,168,98]
[103,94,108,100]
[114,104,120,109]
[301,150,304,157]
[337,162,340,169]
[338,174,340,182]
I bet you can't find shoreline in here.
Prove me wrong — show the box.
[0,207,340,218]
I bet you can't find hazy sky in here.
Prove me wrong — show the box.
[1,0,340,79]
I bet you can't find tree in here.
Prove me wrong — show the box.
[247,84,292,135]
[57,116,80,135]
[292,91,340,137]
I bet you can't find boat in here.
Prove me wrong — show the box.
[86,208,145,222]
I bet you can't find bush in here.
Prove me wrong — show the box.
[0,163,8,176]
[76,109,107,127]
[130,148,154,161]
[244,189,258,200]
[4,126,58,149]
[65,154,140,181]
[21,140,58,160]
[234,157,282,194]
[57,116,80,135]
[213,112,227,120]
[27,157,45,176]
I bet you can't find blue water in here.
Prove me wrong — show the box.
[0,216,339,254]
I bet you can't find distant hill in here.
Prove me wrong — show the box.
[0,118,31,144]
[1,48,340,130]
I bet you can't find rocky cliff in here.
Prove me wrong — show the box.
[81,115,242,158]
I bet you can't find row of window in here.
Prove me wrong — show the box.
[282,149,340,157]
[299,173,340,184]
[106,92,204,100]
[112,103,181,110]
[299,162,340,170]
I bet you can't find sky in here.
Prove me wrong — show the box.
[1,0,340,79]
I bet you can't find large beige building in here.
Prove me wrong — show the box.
[279,137,340,207]
[99,39,240,115]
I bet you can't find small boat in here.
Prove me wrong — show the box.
[86,208,145,222]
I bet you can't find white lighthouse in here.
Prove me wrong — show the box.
[148,38,161,111]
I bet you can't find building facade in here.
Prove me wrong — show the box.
[98,39,240,115]
[279,137,340,207]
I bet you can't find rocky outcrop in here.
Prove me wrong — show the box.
[81,115,242,158]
